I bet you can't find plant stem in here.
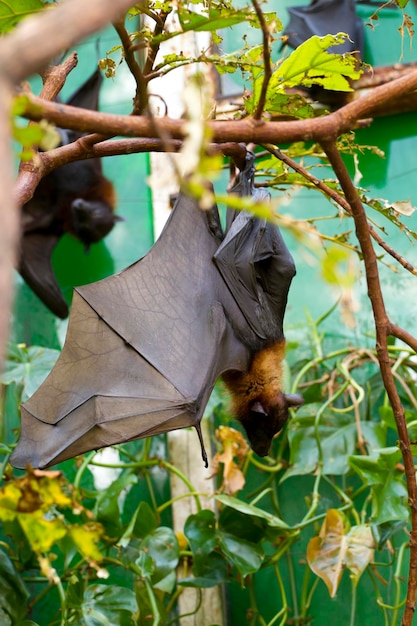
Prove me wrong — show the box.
[350,579,357,626]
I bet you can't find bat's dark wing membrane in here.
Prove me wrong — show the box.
[214,212,295,345]
[11,192,248,469]
[64,67,103,143]
[214,158,296,346]
[18,232,68,319]
[284,0,364,56]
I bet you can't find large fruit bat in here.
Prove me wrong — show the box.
[19,68,119,319]
[11,153,302,470]
[283,0,364,56]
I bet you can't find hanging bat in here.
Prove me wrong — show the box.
[11,153,303,470]
[283,0,364,57]
[19,68,119,319]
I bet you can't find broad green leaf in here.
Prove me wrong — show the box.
[219,505,268,544]
[371,480,409,525]
[120,500,157,546]
[218,532,264,577]
[349,448,409,524]
[307,509,374,597]
[180,551,229,588]
[349,447,403,485]
[0,0,44,34]
[284,410,386,478]
[82,585,137,626]
[184,510,217,560]
[141,527,179,586]
[178,6,258,32]
[95,473,137,539]
[1,344,60,401]
[134,551,155,579]
[0,549,29,623]
[372,520,407,550]
[215,494,289,530]
[272,34,362,92]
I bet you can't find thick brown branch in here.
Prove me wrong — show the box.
[17,53,80,202]
[14,137,247,207]
[322,140,417,626]
[39,52,78,101]
[19,66,417,144]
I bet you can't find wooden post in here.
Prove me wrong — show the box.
[168,421,225,626]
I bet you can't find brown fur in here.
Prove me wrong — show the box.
[222,340,286,420]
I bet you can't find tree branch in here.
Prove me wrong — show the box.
[250,0,272,121]
[321,140,417,626]
[19,66,417,144]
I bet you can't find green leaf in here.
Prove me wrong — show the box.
[272,34,362,92]
[13,123,44,147]
[141,527,179,586]
[0,549,29,623]
[134,551,155,579]
[120,500,158,546]
[218,531,264,577]
[82,585,137,626]
[372,520,407,550]
[0,0,44,34]
[1,344,60,401]
[177,6,269,33]
[219,505,268,544]
[284,410,386,478]
[184,510,217,560]
[180,551,229,588]
[215,494,289,530]
[349,447,402,485]
[349,448,409,524]
[95,473,137,540]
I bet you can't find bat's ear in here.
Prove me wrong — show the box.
[251,401,267,415]
[285,394,304,408]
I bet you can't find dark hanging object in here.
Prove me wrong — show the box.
[283,0,365,57]
[19,68,120,319]
[11,153,303,470]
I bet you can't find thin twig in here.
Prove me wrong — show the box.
[261,143,417,277]
[143,8,171,77]
[113,18,149,113]
[250,0,272,121]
